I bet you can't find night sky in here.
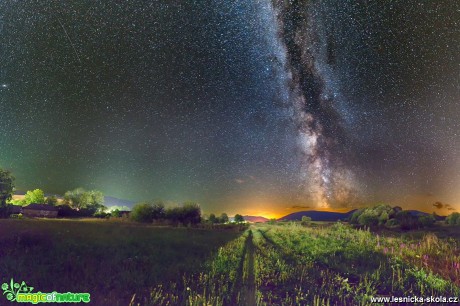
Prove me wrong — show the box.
[0,1,458,217]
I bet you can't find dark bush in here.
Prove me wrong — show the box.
[446,212,460,225]
[418,215,435,227]
[395,211,421,230]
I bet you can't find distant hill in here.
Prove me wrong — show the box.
[278,210,357,222]
[242,215,269,223]
[406,210,429,216]
[278,209,446,222]
[406,210,446,220]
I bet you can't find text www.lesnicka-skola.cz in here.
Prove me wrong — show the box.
[371,296,459,303]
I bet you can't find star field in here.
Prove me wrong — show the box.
[0,0,458,216]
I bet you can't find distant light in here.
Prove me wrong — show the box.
[1,84,8,88]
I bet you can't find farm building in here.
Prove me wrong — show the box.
[9,205,22,214]
[22,203,58,218]
[119,210,131,218]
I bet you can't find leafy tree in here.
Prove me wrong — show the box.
[379,211,389,225]
[418,214,435,227]
[165,206,181,224]
[131,202,154,223]
[208,213,218,224]
[164,202,201,225]
[111,209,121,218]
[64,188,105,214]
[350,209,364,224]
[385,218,399,227]
[301,216,312,226]
[446,212,460,225]
[45,195,58,206]
[24,189,45,204]
[350,204,393,227]
[181,202,201,225]
[219,213,229,223]
[390,206,403,218]
[10,199,26,206]
[0,168,15,207]
[151,201,165,220]
[358,210,379,227]
[234,214,244,223]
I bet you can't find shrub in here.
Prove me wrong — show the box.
[418,215,436,227]
[111,209,121,218]
[301,216,311,226]
[358,210,379,227]
[351,204,393,227]
[385,218,399,227]
[94,211,109,218]
[395,211,421,230]
[350,209,364,224]
[446,212,460,225]
[131,202,155,223]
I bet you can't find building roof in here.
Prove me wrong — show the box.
[23,203,58,211]
[9,205,22,213]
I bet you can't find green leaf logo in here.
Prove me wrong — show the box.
[2,278,34,302]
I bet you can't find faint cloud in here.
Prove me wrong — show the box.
[433,201,455,211]
[235,179,245,184]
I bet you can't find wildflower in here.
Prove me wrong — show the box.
[422,255,429,265]
[453,262,460,271]
[383,247,388,254]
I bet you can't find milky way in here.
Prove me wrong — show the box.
[268,0,459,210]
[266,0,361,208]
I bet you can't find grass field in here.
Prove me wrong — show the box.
[1,219,459,305]
[0,219,243,305]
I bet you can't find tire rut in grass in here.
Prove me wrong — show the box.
[229,230,257,306]
[242,230,256,306]
[257,229,297,265]
[230,232,248,305]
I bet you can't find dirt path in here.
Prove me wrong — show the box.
[242,229,256,306]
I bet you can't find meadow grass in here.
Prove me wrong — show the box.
[1,219,459,305]
[252,222,460,305]
[0,219,243,305]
